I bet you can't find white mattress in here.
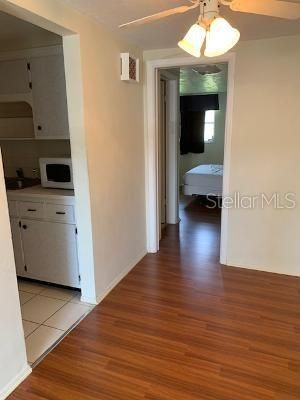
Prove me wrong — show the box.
[184,164,223,196]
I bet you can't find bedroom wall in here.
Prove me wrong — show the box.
[144,34,300,277]
[179,92,227,184]
[0,0,146,395]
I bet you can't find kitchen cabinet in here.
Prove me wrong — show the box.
[7,191,80,288]
[30,54,70,139]
[10,217,25,277]
[20,219,79,288]
[0,59,30,95]
[0,101,34,139]
[0,48,70,140]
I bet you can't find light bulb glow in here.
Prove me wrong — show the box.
[204,17,240,57]
[178,24,206,58]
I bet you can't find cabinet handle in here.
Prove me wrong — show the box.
[22,225,28,230]
[27,209,37,212]
[56,212,66,215]
[37,125,42,131]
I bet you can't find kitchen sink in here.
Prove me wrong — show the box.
[5,177,41,190]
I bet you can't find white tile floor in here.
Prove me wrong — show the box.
[18,279,93,365]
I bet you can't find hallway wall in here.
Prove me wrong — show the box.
[0,0,146,395]
[144,34,300,277]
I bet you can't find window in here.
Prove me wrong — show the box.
[204,110,215,143]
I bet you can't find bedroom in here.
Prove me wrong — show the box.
[158,62,228,252]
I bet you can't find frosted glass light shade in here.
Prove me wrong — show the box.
[178,24,206,58]
[205,17,240,57]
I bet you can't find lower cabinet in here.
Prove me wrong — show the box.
[10,217,80,288]
[10,217,25,277]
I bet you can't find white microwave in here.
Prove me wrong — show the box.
[40,158,74,190]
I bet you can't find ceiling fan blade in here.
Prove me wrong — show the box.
[229,0,300,20]
[119,3,199,28]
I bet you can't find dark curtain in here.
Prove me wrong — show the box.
[180,112,205,155]
[180,94,219,155]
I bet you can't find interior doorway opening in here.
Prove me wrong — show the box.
[145,54,235,261]
[0,8,95,368]
[158,62,228,250]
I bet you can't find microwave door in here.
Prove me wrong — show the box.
[43,163,73,189]
[46,164,71,183]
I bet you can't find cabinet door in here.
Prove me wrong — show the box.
[21,219,79,288]
[10,218,26,277]
[30,54,70,139]
[0,59,30,94]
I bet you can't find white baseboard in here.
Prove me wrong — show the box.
[224,260,300,277]
[80,296,98,305]
[96,250,147,304]
[0,365,32,400]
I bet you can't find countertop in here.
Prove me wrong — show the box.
[7,185,75,201]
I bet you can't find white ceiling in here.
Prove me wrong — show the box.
[62,0,300,50]
[180,63,228,95]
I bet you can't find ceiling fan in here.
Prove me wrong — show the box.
[119,0,300,58]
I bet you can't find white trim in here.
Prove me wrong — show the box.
[160,70,180,225]
[226,261,300,277]
[165,77,180,225]
[0,365,31,400]
[63,35,97,303]
[95,250,147,304]
[220,55,236,264]
[145,53,236,262]
[158,71,180,225]
[80,295,98,305]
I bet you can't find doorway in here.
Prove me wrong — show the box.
[158,63,228,254]
[0,10,95,367]
[158,78,167,237]
[145,54,235,262]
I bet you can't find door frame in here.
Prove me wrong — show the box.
[145,53,236,264]
[159,70,180,226]
[0,5,96,303]
[158,77,167,236]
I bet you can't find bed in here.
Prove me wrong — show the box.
[183,164,223,197]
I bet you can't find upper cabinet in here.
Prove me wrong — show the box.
[30,54,70,140]
[0,59,30,95]
[0,48,70,140]
[0,101,34,139]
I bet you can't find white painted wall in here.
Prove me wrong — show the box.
[144,34,300,277]
[0,0,146,395]
[1,140,71,178]
[0,0,147,297]
[179,92,227,184]
[0,149,30,399]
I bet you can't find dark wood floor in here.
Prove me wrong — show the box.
[10,197,300,399]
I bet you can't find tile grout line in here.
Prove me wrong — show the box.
[23,293,91,338]
[19,283,92,337]
[18,283,95,366]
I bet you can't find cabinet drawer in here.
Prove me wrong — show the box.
[18,201,44,219]
[8,200,18,217]
[45,203,75,224]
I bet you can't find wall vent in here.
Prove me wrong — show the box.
[120,53,140,83]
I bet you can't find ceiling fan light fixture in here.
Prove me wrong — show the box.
[204,17,240,57]
[178,23,206,58]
